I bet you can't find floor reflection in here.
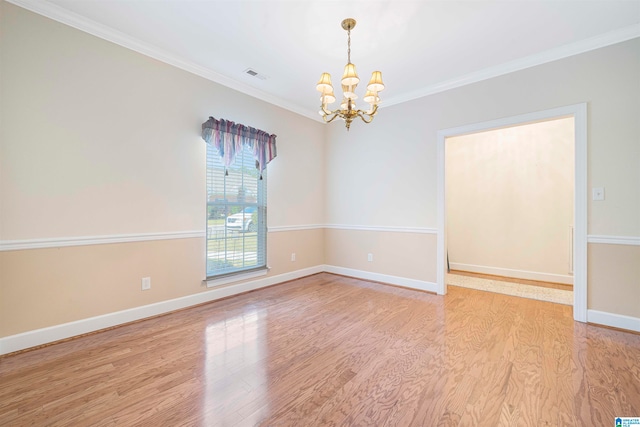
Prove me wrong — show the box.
[203,307,267,425]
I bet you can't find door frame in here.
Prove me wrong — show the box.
[436,103,588,322]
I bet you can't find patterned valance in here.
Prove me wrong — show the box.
[201,117,277,178]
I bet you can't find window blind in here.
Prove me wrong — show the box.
[206,144,267,279]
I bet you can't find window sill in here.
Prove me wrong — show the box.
[205,267,269,288]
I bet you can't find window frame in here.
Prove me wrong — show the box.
[205,144,268,282]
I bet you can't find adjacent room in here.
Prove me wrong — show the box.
[1,0,639,425]
[445,117,575,306]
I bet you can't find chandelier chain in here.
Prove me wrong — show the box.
[347,28,351,63]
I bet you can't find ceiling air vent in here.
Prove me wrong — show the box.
[244,68,267,80]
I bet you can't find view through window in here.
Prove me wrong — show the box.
[206,145,266,278]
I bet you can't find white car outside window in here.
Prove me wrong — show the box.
[225,207,257,232]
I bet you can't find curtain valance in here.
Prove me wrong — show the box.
[201,117,277,177]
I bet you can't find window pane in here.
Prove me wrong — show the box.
[206,144,266,278]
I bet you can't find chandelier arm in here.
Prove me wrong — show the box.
[355,105,379,123]
[320,104,334,116]
[356,111,375,124]
[322,112,342,124]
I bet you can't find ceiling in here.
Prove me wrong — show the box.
[12,0,640,121]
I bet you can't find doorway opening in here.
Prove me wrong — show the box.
[437,104,587,322]
[446,117,574,305]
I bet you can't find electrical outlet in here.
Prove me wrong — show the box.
[291,253,296,262]
[367,253,373,262]
[141,277,151,291]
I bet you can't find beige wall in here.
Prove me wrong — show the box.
[325,38,639,316]
[267,229,325,277]
[0,2,325,240]
[446,118,574,279]
[588,244,640,318]
[324,229,437,283]
[0,2,325,338]
[327,40,639,236]
[0,229,325,337]
[0,239,205,336]
[1,1,639,341]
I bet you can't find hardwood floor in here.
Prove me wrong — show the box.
[1,273,638,426]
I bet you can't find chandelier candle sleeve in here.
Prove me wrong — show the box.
[342,84,357,100]
[316,18,385,130]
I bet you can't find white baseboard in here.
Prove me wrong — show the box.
[588,310,640,333]
[4,264,638,355]
[323,265,438,293]
[0,265,324,355]
[449,262,574,285]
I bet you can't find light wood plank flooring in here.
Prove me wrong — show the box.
[1,273,638,426]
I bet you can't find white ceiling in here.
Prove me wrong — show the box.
[12,0,640,121]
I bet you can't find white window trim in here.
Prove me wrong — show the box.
[206,143,268,279]
[205,267,270,288]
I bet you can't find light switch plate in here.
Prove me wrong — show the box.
[592,187,605,201]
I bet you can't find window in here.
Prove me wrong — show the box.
[201,116,276,280]
[206,144,267,278]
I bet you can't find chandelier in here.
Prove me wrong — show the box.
[316,18,385,130]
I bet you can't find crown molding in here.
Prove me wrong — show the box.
[6,0,323,123]
[382,24,640,108]
[6,0,640,121]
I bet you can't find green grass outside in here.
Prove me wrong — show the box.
[207,231,260,269]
